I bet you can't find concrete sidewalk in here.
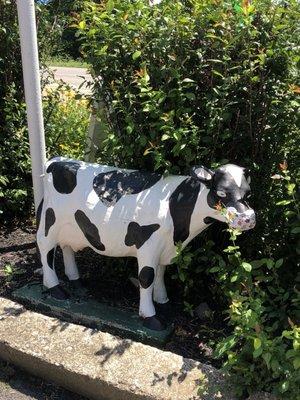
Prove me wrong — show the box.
[0,360,86,400]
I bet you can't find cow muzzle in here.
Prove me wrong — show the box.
[226,207,256,231]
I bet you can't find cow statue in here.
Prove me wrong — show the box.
[37,157,256,331]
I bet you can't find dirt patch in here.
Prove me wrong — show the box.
[0,222,228,367]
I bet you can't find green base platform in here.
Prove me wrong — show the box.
[12,283,173,346]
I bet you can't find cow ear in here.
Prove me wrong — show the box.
[190,166,214,183]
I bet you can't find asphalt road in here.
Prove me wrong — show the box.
[48,66,92,94]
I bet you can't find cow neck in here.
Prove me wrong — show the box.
[188,184,212,238]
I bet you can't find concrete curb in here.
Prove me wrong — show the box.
[0,297,235,400]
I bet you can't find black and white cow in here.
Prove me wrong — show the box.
[37,157,255,330]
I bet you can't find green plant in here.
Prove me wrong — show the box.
[3,264,26,282]
[43,85,90,159]
[211,167,299,398]
[36,0,82,62]
[76,1,300,397]
[0,0,90,223]
[0,0,32,222]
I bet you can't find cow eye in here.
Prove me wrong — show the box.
[217,190,226,198]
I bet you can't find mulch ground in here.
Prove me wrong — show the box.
[0,221,228,368]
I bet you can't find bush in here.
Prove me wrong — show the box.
[77,1,300,397]
[43,85,90,159]
[0,0,90,223]
[36,0,83,61]
[0,0,32,222]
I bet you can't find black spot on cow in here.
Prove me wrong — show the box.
[139,266,155,289]
[74,210,105,251]
[125,222,160,249]
[45,208,56,237]
[36,198,44,231]
[93,170,161,206]
[47,248,55,270]
[46,161,81,194]
[169,177,201,244]
[203,216,216,225]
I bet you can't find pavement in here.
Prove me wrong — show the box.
[0,360,86,400]
[47,66,92,94]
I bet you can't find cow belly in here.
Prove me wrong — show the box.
[57,221,136,257]
[57,223,89,252]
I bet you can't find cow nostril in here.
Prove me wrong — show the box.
[245,219,250,223]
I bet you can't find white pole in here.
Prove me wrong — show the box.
[17,0,46,214]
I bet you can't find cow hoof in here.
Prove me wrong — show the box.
[155,301,173,321]
[143,315,166,331]
[48,285,69,300]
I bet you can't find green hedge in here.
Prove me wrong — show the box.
[0,0,32,221]
[77,1,300,397]
[0,1,90,223]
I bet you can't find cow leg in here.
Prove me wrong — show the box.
[137,257,165,331]
[153,265,168,304]
[37,236,69,300]
[153,265,173,321]
[62,245,86,293]
[62,246,80,282]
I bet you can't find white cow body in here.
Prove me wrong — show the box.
[37,157,255,330]
[40,158,212,259]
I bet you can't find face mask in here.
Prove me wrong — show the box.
[226,207,256,231]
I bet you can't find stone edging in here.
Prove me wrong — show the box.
[0,297,235,400]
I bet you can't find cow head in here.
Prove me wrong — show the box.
[191,164,256,231]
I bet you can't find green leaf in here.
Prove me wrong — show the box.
[179,271,186,282]
[209,266,220,273]
[291,227,300,234]
[280,381,289,393]
[275,258,284,269]
[262,352,272,369]
[78,20,86,30]
[287,183,295,194]
[224,246,240,253]
[161,134,170,141]
[106,0,115,12]
[214,335,236,358]
[242,262,252,272]
[276,200,293,206]
[96,45,108,55]
[182,78,195,83]
[212,70,224,78]
[132,50,142,60]
[185,93,196,100]
[253,347,263,358]
[293,357,300,370]
[254,337,262,350]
